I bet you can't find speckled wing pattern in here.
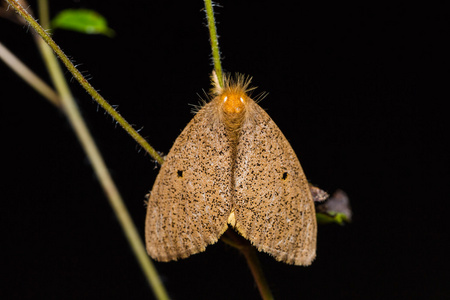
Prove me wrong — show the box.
[145,102,233,261]
[232,102,317,265]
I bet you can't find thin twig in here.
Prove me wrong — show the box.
[0,41,60,107]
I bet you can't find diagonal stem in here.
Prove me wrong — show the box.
[5,0,164,165]
[0,41,60,106]
[33,1,169,299]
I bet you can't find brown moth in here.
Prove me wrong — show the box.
[145,73,317,265]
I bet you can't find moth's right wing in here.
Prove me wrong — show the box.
[232,102,317,265]
[145,102,233,261]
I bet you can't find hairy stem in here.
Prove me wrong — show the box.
[5,0,164,165]
[204,0,223,87]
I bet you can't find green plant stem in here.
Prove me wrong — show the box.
[204,0,223,87]
[5,0,164,165]
[222,230,274,300]
[37,0,50,29]
[25,1,169,299]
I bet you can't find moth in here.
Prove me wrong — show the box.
[145,73,316,265]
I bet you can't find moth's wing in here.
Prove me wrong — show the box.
[145,102,233,262]
[232,102,317,265]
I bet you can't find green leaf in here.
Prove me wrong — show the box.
[316,212,350,225]
[51,9,115,37]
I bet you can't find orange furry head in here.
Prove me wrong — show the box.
[210,72,257,133]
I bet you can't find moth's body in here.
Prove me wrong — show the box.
[145,73,317,265]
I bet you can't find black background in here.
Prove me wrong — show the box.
[1,1,449,299]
